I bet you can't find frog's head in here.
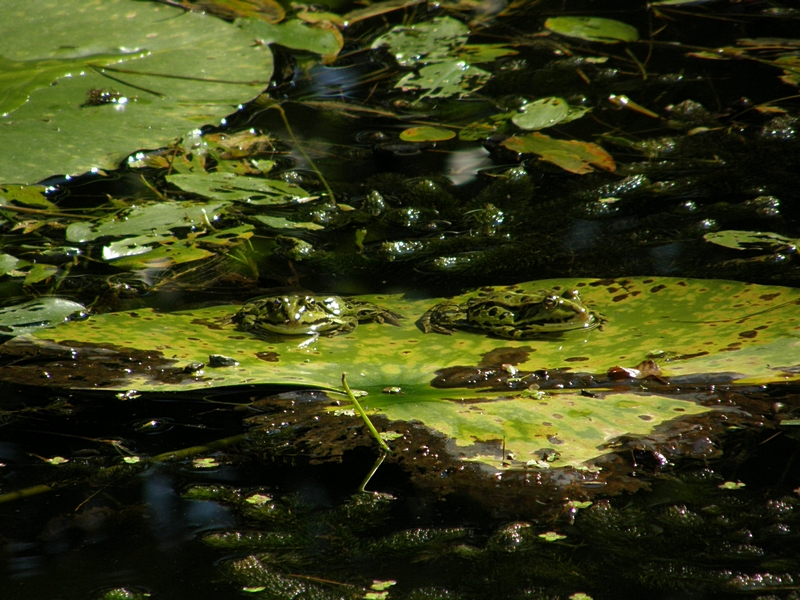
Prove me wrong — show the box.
[517,289,597,331]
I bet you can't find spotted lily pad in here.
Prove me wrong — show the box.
[4,278,800,470]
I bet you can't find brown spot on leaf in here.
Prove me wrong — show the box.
[612,294,628,302]
[739,330,758,339]
[255,352,279,362]
[638,415,653,421]
[650,285,666,293]
[478,346,532,368]
[760,293,781,301]
[565,356,588,362]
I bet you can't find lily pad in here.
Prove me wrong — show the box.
[165,172,314,205]
[704,230,798,252]
[544,17,639,44]
[5,278,800,470]
[512,97,570,131]
[0,297,86,337]
[399,126,456,142]
[503,133,616,174]
[6,277,800,389]
[65,200,230,243]
[0,0,273,184]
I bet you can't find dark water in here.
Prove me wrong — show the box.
[4,0,800,598]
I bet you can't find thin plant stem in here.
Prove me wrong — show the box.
[341,373,391,453]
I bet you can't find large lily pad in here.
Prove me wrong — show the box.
[0,0,273,184]
[4,277,800,469]
[6,277,800,389]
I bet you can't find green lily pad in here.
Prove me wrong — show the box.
[399,126,456,142]
[704,230,798,252]
[512,97,570,131]
[371,16,470,67]
[0,0,273,184]
[544,17,639,44]
[5,278,800,470]
[65,200,230,243]
[0,297,86,337]
[8,277,800,389]
[236,17,343,59]
[166,172,314,204]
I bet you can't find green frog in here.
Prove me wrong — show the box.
[418,288,600,339]
[232,295,403,337]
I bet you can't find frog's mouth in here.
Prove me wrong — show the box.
[526,305,599,332]
[260,316,331,335]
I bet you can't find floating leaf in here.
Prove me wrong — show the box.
[237,17,343,61]
[704,230,798,252]
[0,297,86,337]
[512,97,570,131]
[185,0,285,24]
[397,61,491,99]
[399,126,456,142]
[544,17,639,44]
[343,0,424,26]
[371,16,470,67]
[0,0,273,184]
[110,241,214,269]
[23,264,58,285]
[166,172,313,205]
[253,215,325,230]
[719,481,746,490]
[503,133,616,173]
[0,253,26,276]
[0,185,55,209]
[65,200,230,243]
[102,234,176,261]
[459,44,518,62]
[6,278,800,469]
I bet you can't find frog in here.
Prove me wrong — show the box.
[418,288,601,339]
[232,295,404,338]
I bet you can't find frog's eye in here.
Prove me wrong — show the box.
[272,298,282,307]
[307,297,316,305]
[542,296,559,310]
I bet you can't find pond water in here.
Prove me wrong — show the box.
[3,0,800,599]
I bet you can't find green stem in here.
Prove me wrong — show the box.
[341,373,391,453]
